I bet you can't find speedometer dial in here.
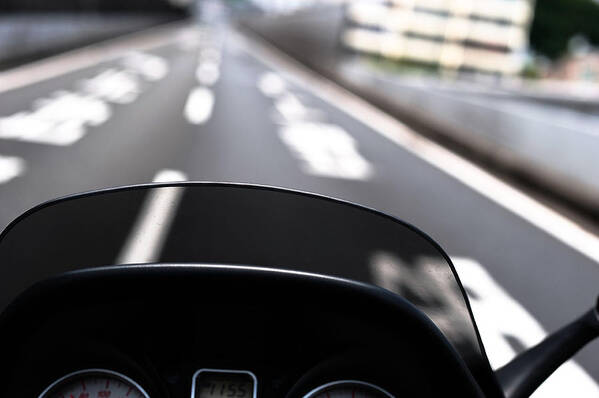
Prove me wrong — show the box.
[38,369,150,398]
[303,380,394,398]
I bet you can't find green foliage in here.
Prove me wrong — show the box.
[530,0,599,60]
[364,55,439,76]
[521,62,541,79]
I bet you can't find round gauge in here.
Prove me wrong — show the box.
[38,369,150,398]
[303,380,394,398]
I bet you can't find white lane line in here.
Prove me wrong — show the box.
[196,62,220,86]
[370,252,599,397]
[453,257,599,397]
[369,251,599,398]
[186,31,222,122]
[196,46,221,86]
[0,21,187,93]
[116,169,187,264]
[0,155,25,184]
[258,71,286,97]
[152,169,188,183]
[184,87,215,125]
[236,30,599,265]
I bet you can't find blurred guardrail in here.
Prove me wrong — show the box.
[0,0,189,70]
[0,14,185,70]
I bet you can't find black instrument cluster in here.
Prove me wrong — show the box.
[0,265,484,397]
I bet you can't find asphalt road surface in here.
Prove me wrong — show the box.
[0,21,598,397]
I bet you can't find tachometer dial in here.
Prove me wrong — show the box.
[38,369,150,398]
[303,380,394,398]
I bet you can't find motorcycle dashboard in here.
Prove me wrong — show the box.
[0,265,484,398]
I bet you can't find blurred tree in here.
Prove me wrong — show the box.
[530,0,599,60]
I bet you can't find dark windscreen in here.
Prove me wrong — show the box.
[0,183,495,392]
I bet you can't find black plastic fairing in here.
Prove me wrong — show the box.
[0,265,484,397]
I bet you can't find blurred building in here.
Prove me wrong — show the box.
[342,0,535,75]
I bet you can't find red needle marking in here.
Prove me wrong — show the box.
[127,386,133,396]
[105,379,110,389]
[81,380,86,390]
[352,389,355,398]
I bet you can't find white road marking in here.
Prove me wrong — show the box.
[453,257,599,397]
[196,62,220,86]
[0,22,187,93]
[0,92,110,146]
[257,71,372,180]
[117,169,187,264]
[196,45,221,86]
[274,92,322,122]
[0,155,25,184]
[184,87,215,125]
[122,52,169,82]
[177,27,217,51]
[258,71,286,97]
[0,51,168,146]
[280,122,373,180]
[152,169,188,183]
[199,47,222,64]
[81,69,141,104]
[369,252,599,397]
[185,31,221,125]
[237,30,599,265]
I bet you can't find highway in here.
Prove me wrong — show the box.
[0,21,598,397]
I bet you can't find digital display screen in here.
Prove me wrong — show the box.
[194,370,255,398]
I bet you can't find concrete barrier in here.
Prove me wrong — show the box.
[0,13,182,70]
